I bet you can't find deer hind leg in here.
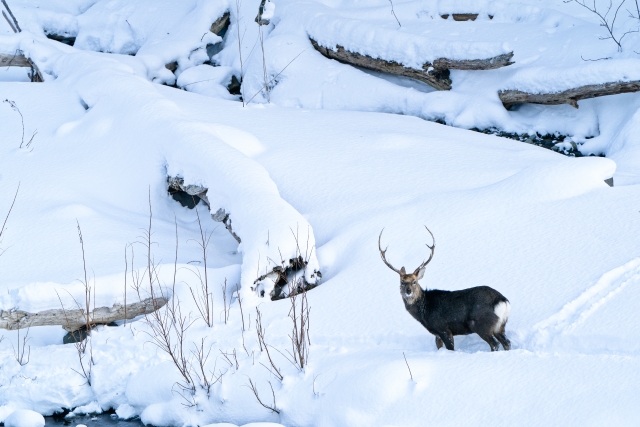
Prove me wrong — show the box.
[436,331,454,351]
[472,312,503,351]
[477,332,500,351]
[495,323,511,351]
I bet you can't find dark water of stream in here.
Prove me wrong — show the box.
[45,413,143,427]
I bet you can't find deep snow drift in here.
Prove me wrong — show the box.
[1,0,640,426]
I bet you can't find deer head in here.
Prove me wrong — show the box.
[378,226,436,304]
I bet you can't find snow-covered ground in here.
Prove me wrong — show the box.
[1,0,640,426]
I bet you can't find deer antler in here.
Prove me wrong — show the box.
[378,228,402,274]
[413,226,436,275]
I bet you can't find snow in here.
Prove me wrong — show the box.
[3,410,45,427]
[177,65,238,100]
[0,0,640,426]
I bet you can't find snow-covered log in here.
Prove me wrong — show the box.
[310,39,451,90]
[0,52,30,67]
[310,39,513,90]
[0,297,168,331]
[499,80,640,108]
[0,51,43,81]
[168,176,241,244]
[440,13,494,21]
[210,11,230,35]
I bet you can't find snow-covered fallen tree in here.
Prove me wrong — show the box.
[310,38,514,90]
[0,297,167,331]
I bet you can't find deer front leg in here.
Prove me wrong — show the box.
[436,331,454,350]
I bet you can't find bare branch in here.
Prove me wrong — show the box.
[245,378,280,413]
[403,352,413,381]
[1,0,21,32]
[0,182,19,247]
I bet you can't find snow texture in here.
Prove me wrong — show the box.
[0,0,640,426]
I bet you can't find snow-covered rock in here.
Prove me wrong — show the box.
[3,410,45,427]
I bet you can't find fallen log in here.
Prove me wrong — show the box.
[499,80,640,108]
[0,51,44,82]
[440,13,494,21]
[165,12,230,72]
[432,53,514,71]
[0,52,30,67]
[311,39,451,90]
[1,1,43,82]
[168,176,242,243]
[0,297,168,331]
[310,38,513,90]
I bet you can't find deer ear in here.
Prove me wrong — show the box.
[400,267,406,275]
[416,267,425,280]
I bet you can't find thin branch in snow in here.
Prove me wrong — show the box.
[3,100,24,147]
[403,352,414,381]
[0,183,19,252]
[235,0,246,106]
[11,324,30,366]
[1,0,21,32]
[388,0,402,27]
[581,55,612,60]
[569,0,638,51]
[246,48,308,104]
[245,377,280,413]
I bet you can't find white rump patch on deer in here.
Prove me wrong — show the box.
[493,301,511,332]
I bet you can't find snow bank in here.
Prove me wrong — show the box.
[3,410,45,427]
[177,65,238,100]
[1,1,640,426]
[0,34,320,305]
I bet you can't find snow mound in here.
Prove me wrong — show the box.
[3,410,45,427]
[177,65,238,100]
[115,404,137,420]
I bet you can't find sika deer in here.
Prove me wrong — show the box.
[379,227,510,351]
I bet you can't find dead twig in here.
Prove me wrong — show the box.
[255,306,283,381]
[0,182,19,256]
[403,352,413,381]
[236,283,249,356]
[134,192,197,400]
[11,324,30,366]
[1,0,21,32]
[245,378,280,413]
[3,100,24,147]
[246,48,308,104]
[188,205,214,327]
[221,278,229,324]
[388,0,402,27]
[568,0,638,51]
[235,0,246,106]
